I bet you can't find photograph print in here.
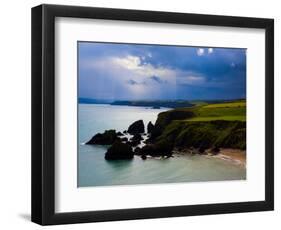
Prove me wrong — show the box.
[78,42,246,187]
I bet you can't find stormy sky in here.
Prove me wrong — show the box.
[78,42,246,101]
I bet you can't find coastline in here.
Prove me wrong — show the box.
[81,102,246,168]
[173,148,246,168]
[213,148,246,168]
[79,103,246,186]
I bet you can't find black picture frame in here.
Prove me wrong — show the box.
[31,4,274,225]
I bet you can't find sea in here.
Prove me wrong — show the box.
[78,104,246,187]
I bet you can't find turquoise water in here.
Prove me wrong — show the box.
[78,104,246,187]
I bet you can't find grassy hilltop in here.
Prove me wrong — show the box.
[149,100,246,151]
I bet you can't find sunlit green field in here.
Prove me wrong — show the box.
[188,101,246,122]
[188,115,246,122]
[175,100,246,122]
[153,100,246,150]
[203,101,246,108]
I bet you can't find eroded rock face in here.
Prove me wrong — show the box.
[86,130,119,145]
[211,146,220,155]
[104,141,134,160]
[131,133,143,142]
[128,140,140,147]
[149,110,195,140]
[127,120,145,135]
[116,131,123,136]
[120,137,128,142]
[134,147,141,154]
[147,121,154,134]
[139,140,173,157]
[141,155,147,160]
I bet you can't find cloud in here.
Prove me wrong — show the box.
[80,53,238,100]
[208,48,214,54]
[79,42,246,100]
[127,79,148,86]
[80,55,178,99]
[127,79,138,85]
[149,75,166,84]
[197,48,205,56]
[112,55,141,70]
[110,55,175,78]
[81,55,207,87]
[178,74,206,86]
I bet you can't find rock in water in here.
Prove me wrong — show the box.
[128,133,143,146]
[141,155,147,160]
[86,130,118,145]
[128,140,140,147]
[134,147,141,154]
[120,137,128,142]
[147,121,154,133]
[116,131,123,136]
[105,141,134,160]
[140,140,173,157]
[127,120,145,134]
[131,133,143,141]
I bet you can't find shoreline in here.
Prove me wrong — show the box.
[213,148,246,168]
[173,148,246,168]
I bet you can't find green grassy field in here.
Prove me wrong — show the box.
[171,100,246,122]
[187,100,246,122]
[150,100,246,150]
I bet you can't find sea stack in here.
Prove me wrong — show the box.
[127,120,145,134]
[147,121,154,134]
[105,141,134,160]
[86,130,119,145]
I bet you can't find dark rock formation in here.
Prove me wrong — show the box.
[140,140,173,157]
[127,120,145,135]
[198,141,209,154]
[147,121,154,134]
[131,133,143,142]
[149,110,195,140]
[128,140,140,147]
[190,148,199,155]
[116,131,123,136]
[164,152,173,158]
[141,155,147,160]
[134,147,141,154]
[105,141,134,160]
[198,146,207,154]
[86,130,119,145]
[120,137,128,142]
[211,146,220,155]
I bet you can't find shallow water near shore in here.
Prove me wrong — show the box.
[78,104,246,187]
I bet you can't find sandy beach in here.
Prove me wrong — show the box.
[173,147,246,168]
[209,148,246,168]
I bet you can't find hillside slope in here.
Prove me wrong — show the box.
[148,100,246,151]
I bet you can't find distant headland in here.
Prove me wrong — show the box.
[79,98,246,109]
